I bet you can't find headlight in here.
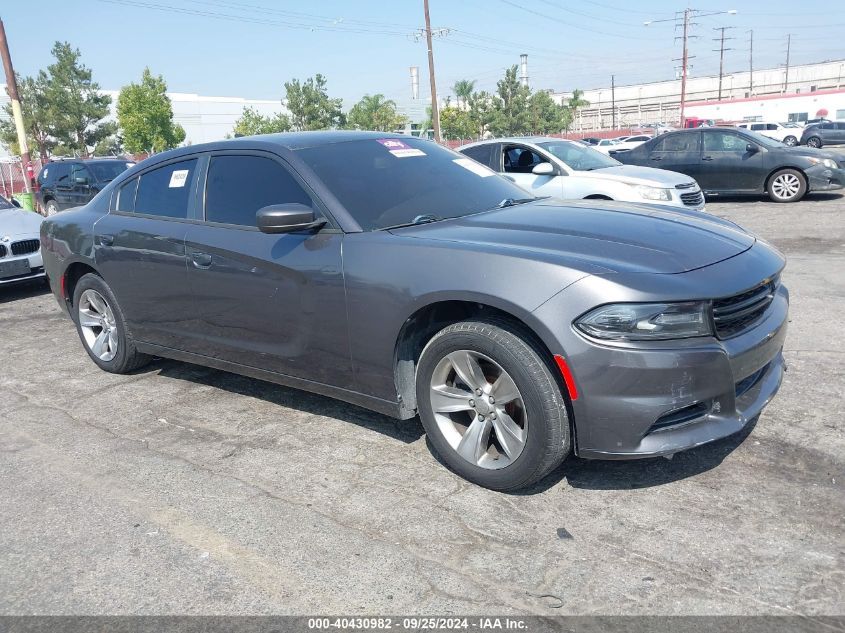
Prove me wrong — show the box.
[635,185,672,201]
[808,157,838,169]
[575,302,713,340]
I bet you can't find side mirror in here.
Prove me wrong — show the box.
[532,162,555,176]
[746,143,758,154]
[75,176,89,185]
[256,203,326,234]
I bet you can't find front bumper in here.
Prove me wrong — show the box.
[532,243,788,459]
[0,249,45,286]
[807,165,845,192]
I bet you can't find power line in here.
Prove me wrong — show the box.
[712,26,735,100]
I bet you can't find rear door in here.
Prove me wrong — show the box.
[644,132,701,178]
[698,130,765,192]
[834,122,845,144]
[51,163,74,209]
[183,151,351,387]
[94,158,198,349]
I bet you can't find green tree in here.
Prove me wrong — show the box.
[0,74,53,159]
[452,79,476,108]
[567,88,590,130]
[347,94,406,132]
[528,90,572,135]
[490,66,531,136]
[42,42,114,156]
[439,106,475,140]
[231,106,291,137]
[467,90,496,138]
[284,74,344,131]
[117,68,186,154]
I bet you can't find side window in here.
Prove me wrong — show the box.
[653,134,696,152]
[766,124,779,130]
[71,164,92,184]
[750,124,765,131]
[836,123,845,130]
[703,132,747,152]
[135,159,198,219]
[460,145,495,170]
[820,122,835,130]
[52,163,71,186]
[115,178,138,212]
[503,146,542,173]
[204,155,312,226]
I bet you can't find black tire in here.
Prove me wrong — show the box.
[783,135,798,146]
[806,136,822,148]
[72,273,151,373]
[45,200,59,216]
[767,168,807,203]
[416,319,570,491]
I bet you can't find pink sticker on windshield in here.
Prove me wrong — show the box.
[377,138,426,157]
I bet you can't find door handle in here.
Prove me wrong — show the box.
[702,155,715,161]
[650,156,663,161]
[99,234,114,246]
[190,251,213,269]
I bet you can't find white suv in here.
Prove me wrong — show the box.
[736,122,800,146]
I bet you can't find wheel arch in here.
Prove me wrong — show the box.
[63,260,101,307]
[583,194,613,200]
[392,298,567,418]
[764,165,808,194]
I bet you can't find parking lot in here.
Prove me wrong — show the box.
[1,194,843,616]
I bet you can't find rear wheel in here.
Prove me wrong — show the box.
[416,319,570,491]
[783,135,798,146]
[72,273,150,373]
[768,168,807,203]
[806,136,822,148]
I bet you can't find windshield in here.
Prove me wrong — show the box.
[295,138,532,231]
[538,141,621,171]
[88,161,134,182]
[740,129,790,149]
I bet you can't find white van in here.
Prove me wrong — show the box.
[735,121,800,146]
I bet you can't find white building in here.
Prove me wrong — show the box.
[0,87,289,156]
[555,59,845,131]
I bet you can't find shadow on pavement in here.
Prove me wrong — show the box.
[149,358,425,444]
[707,192,843,204]
[0,279,50,304]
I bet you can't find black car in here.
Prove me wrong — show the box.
[37,158,134,216]
[615,128,844,202]
[580,137,600,145]
[800,121,845,148]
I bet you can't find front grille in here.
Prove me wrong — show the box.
[0,244,6,257]
[712,278,777,338]
[675,182,697,190]
[11,239,40,256]
[680,191,704,206]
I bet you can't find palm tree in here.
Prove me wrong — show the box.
[567,89,590,132]
[452,79,477,109]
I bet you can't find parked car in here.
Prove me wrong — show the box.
[593,138,623,154]
[37,158,135,216]
[616,128,844,202]
[580,137,600,145]
[0,194,45,286]
[607,134,652,152]
[735,121,800,146]
[800,121,845,148]
[41,131,788,491]
[458,137,704,211]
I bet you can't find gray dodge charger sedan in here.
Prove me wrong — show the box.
[40,132,788,491]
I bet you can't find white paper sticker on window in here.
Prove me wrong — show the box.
[453,158,495,177]
[168,169,189,188]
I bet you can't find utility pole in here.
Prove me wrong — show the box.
[679,8,690,127]
[0,18,32,194]
[422,0,441,143]
[611,75,616,130]
[747,29,754,96]
[783,33,792,93]
[712,26,734,100]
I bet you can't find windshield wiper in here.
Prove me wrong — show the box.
[379,214,444,231]
[492,196,548,210]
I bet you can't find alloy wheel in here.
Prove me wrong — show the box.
[78,289,119,361]
[807,137,821,148]
[428,350,528,469]
[771,173,802,201]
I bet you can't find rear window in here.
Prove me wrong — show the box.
[653,134,697,152]
[88,161,134,183]
[459,144,495,169]
[134,159,198,219]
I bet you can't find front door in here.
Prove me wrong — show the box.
[69,163,94,208]
[699,131,765,192]
[184,152,351,388]
[501,145,561,197]
[644,131,701,178]
[94,158,198,349]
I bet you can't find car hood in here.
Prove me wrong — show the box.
[0,207,43,238]
[776,145,841,160]
[391,199,755,275]
[578,164,698,188]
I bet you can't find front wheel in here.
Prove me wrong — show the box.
[768,168,807,203]
[806,136,822,148]
[416,320,570,491]
[783,135,798,146]
[72,273,151,373]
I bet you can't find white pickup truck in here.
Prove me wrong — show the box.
[735,121,801,146]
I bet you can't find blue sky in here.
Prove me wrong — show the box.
[2,0,842,109]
